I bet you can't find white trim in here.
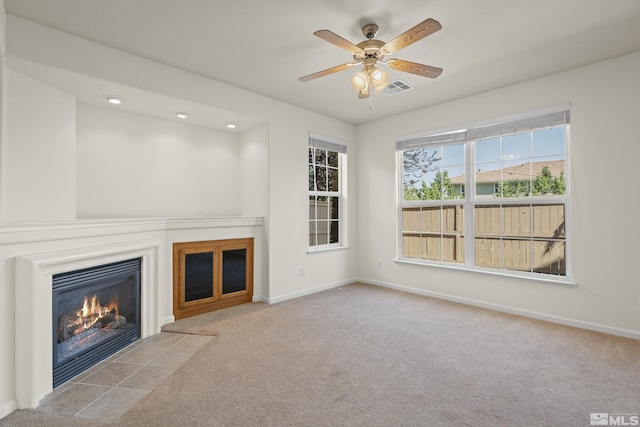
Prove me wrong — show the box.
[358,278,639,341]
[0,400,17,420]
[0,216,264,245]
[396,103,571,143]
[266,278,356,304]
[563,124,573,281]
[395,257,575,286]
[308,143,346,249]
[307,245,350,254]
[308,132,348,148]
[397,107,570,280]
[160,315,176,327]
[14,239,161,409]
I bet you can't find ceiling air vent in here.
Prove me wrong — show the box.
[383,80,414,96]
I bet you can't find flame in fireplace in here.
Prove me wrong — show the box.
[80,295,112,319]
[57,294,126,344]
[56,295,119,340]
[77,295,118,331]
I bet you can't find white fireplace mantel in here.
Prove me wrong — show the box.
[0,216,264,245]
[6,216,264,410]
[14,239,161,409]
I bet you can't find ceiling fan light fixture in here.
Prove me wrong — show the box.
[301,18,442,101]
[351,66,387,97]
[371,67,388,89]
[351,72,368,92]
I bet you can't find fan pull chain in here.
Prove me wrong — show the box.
[369,75,373,111]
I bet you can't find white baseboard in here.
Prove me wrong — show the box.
[252,295,268,303]
[0,399,17,420]
[160,315,175,327]
[267,278,357,304]
[359,277,640,341]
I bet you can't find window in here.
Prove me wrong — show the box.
[401,140,465,264]
[309,135,347,250]
[397,107,570,281]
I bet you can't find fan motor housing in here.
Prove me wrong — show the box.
[355,39,385,61]
[362,23,379,39]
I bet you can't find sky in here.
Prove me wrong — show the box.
[407,126,566,186]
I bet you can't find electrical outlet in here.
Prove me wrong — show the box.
[376,261,382,270]
[299,267,305,276]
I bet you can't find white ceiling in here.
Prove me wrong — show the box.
[4,0,640,125]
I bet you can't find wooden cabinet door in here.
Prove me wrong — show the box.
[173,238,253,319]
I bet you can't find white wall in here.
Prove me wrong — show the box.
[356,51,640,337]
[239,122,269,219]
[4,18,358,303]
[76,104,241,218]
[0,3,11,418]
[266,120,358,303]
[238,123,270,300]
[0,16,358,417]
[0,3,5,216]
[1,5,638,420]
[1,71,76,221]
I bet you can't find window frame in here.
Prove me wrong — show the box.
[308,134,347,252]
[396,106,572,284]
[399,140,467,265]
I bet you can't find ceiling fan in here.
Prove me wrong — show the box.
[299,18,443,99]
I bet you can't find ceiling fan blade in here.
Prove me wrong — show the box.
[382,18,442,54]
[386,59,443,78]
[313,30,364,55]
[299,62,358,82]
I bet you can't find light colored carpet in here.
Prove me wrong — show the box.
[3,282,639,426]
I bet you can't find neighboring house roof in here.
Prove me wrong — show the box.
[449,160,565,184]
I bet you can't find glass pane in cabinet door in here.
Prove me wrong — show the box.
[222,249,247,294]
[184,252,214,302]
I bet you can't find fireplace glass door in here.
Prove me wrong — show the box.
[52,258,141,387]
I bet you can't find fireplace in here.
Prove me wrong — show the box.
[14,239,162,409]
[11,218,262,411]
[52,258,141,387]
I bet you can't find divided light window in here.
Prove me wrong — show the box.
[397,107,570,281]
[309,135,347,250]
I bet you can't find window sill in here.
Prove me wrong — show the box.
[307,245,350,254]
[394,258,576,287]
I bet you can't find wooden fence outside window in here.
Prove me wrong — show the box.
[401,204,565,275]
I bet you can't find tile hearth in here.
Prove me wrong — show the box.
[36,332,212,421]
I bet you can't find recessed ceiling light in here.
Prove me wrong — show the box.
[226,123,237,129]
[105,96,123,105]
[176,112,188,119]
